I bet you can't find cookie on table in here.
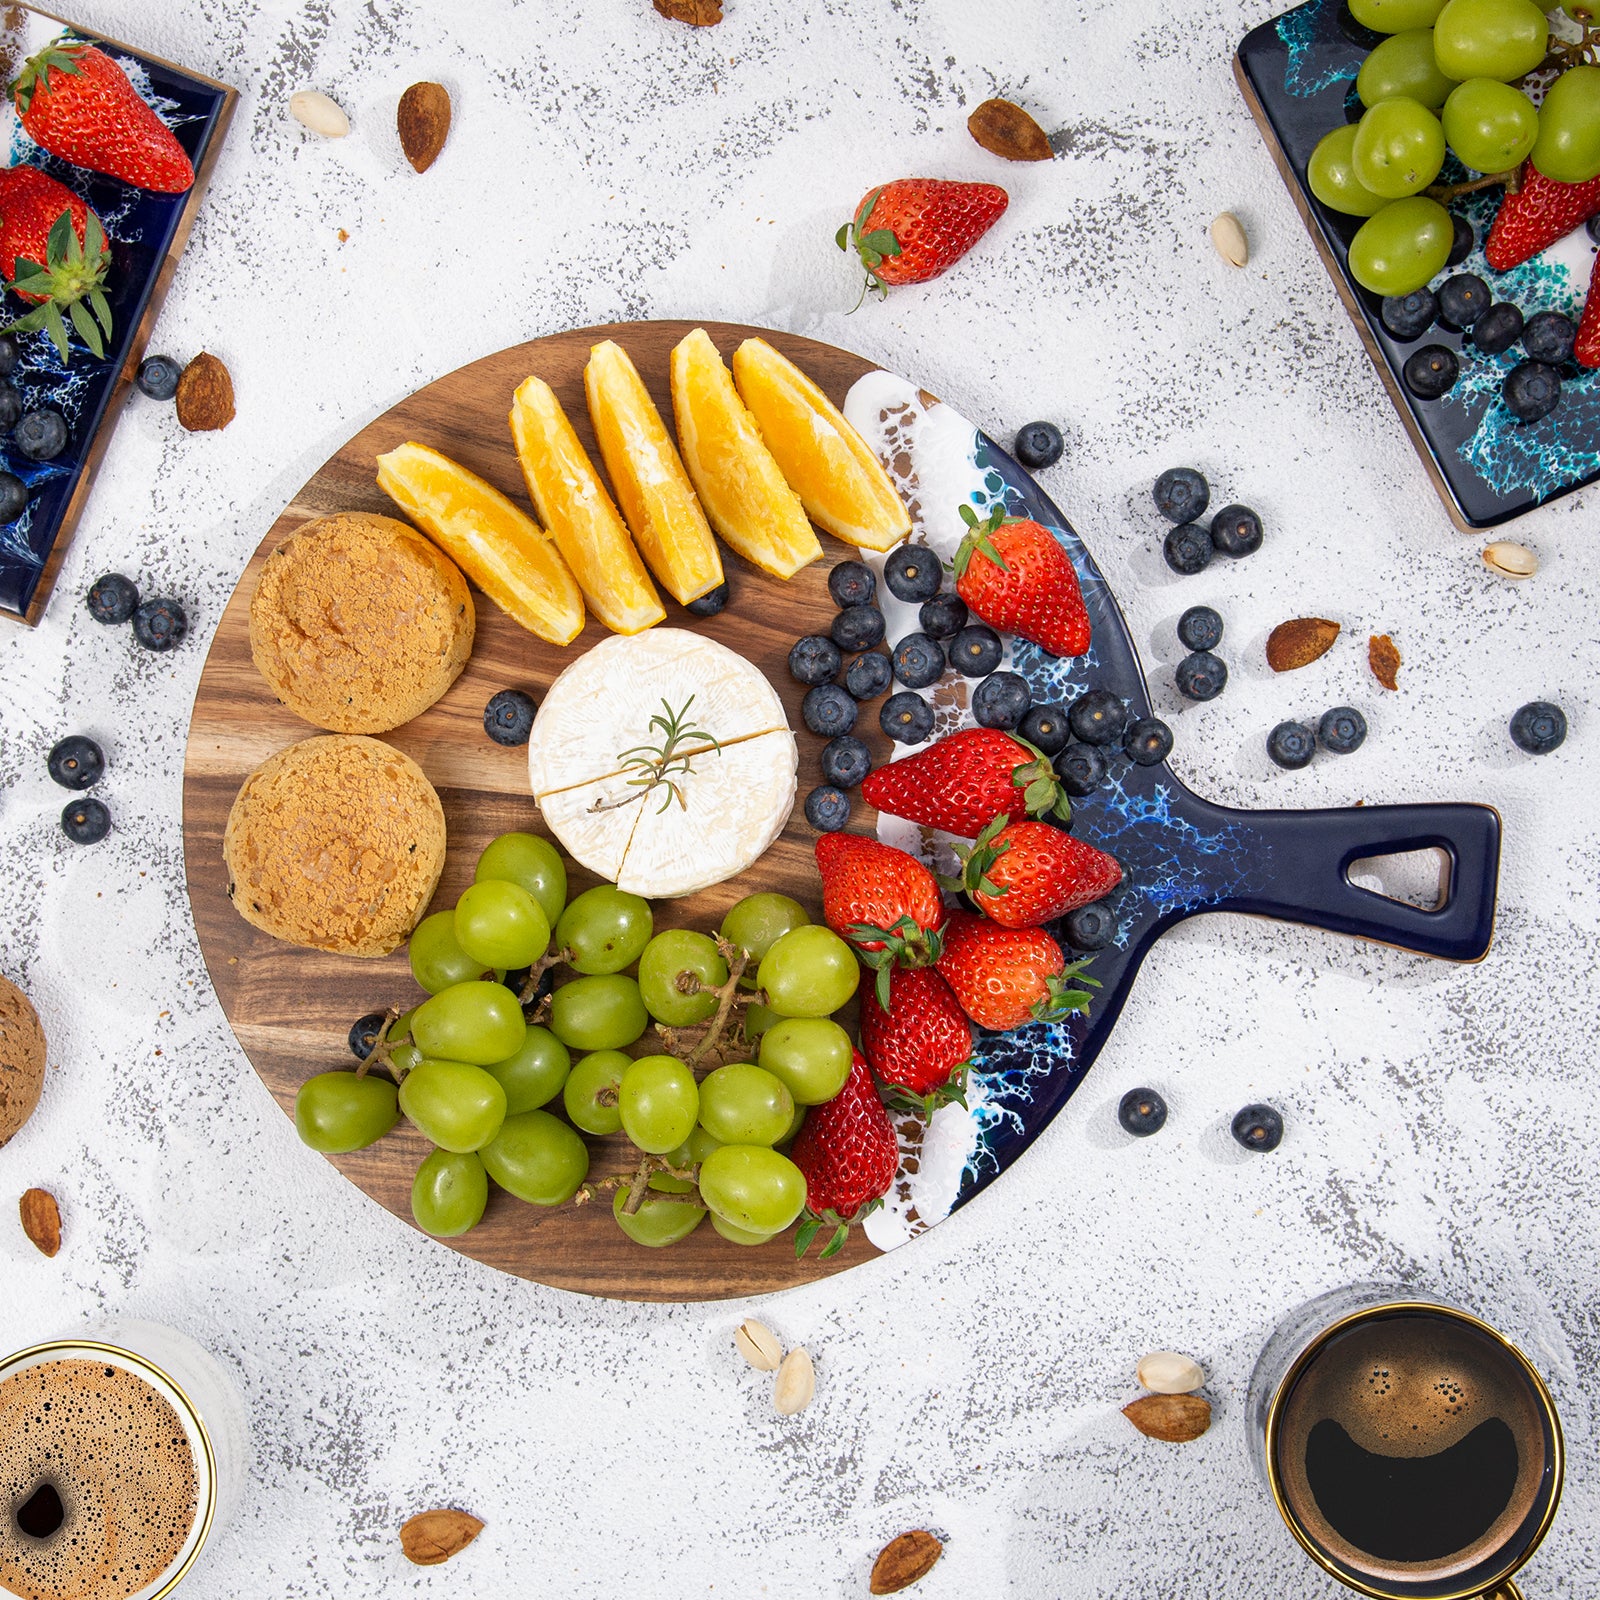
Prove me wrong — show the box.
[223,735,446,957]
[248,510,474,734]
[0,975,46,1147]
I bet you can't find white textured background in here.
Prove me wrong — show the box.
[1,1,1596,1595]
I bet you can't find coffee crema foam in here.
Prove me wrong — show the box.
[0,1360,198,1600]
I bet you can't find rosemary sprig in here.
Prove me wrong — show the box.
[590,696,721,814]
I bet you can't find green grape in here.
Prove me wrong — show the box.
[1442,78,1539,172]
[757,925,860,1018]
[454,878,551,971]
[698,1145,808,1234]
[1350,0,1448,31]
[398,1059,508,1152]
[1562,0,1599,17]
[475,832,567,926]
[409,910,494,993]
[743,1002,782,1041]
[390,1041,422,1075]
[1347,196,1455,293]
[1353,98,1447,197]
[612,1176,707,1247]
[1358,29,1459,108]
[619,1054,699,1153]
[294,1071,399,1152]
[555,885,653,974]
[778,1104,807,1148]
[637,929,727,1025]
[411,1149,488,1237]
[484,1024,570,1114]
[563,1049,631,1134]
[1530,64,1600,183]
[698,1062,794,1146]
[1432,0,1548,82]
[1308,125,1391,215]
[711,1212,779,1246]
[481,1109,590,1205]
[665,1125,723,1170]
[412,981,526,1064]
[720,892,810,986]
[548,974,649,1051]
[758,1017,853,1105]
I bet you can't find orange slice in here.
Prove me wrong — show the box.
[509,376,666,636]
[375,441,585,646]
[584,339,723,606]
[670,328,822,580]
[731,337,911,553]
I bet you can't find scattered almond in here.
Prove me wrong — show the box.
[1123,1392,1211,1442]
[1136,1351,1205,1394]
[1369,633,1401,691]
[0,974,46,1149]
[967,98,1052,162]
[734,1319,782,1372]
[653,0,723,23]
[870,1529,944,1594]
[19,1187,60,1257]
[1266,617,1340,672]
[1211,211,1249,268]
[289,89,349,138]
[773,1345,814,1415]
[1482,541,1536,579]
[398,82,451,174]
[400,1509,483,1566]
[175,353,235,433]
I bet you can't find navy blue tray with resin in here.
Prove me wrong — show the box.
[1235,0,1599,531]
[0,8,235,625]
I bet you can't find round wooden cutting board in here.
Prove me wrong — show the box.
[183,321,906,1301]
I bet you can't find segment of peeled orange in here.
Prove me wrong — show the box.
[670,328,822,581]
[584,339,724,606]
[731,337,911,553]
[375,440,585,646]
[509,375,666,636]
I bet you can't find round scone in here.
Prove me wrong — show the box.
[0,975,46,1148]
[249,511,474,734]
[223,735,447,957]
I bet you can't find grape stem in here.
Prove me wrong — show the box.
[517,946,573,1007]
[1425,168,1520,202]
[671,939,759,1069]
[572,1152,704,1212]
[353,1007,403,1080]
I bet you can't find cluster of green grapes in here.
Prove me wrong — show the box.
[293,832,865,1250]
[1308,0,1600,294]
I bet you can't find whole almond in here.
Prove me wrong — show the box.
[1266,617,1340,672]
[400,1509,483,1566]
[0,974,46,1148]
[1136,1351,1205,1394]
[1369,632,1401,691]
[870,1529,944,1594]
[967,98,1052,162]
[1482,541,1536,579]
[1123,1392,1211,1442]
[734,1319,781,1372]
[773,1345,814,1415]
[20,1187,60,1257]
[654,0,723,22]
[1211,211,1249,267]
[398,82,451,174]
[175,353,235,433]
[289,90,349,138]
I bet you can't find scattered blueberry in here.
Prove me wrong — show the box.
[61,796,111,844]
[47,734,104,790]
[880,691,935,744]
[1177,605,1224,652]
[827,560,876,609]
[882,544,943,603]
[1317,706,1367,755]
[1174,650,1227,701]
[1509,700,1567,754]
[349,1010,389,1061]
[820,734,872,789]
[0,472,26,523]
[1163,522,1214,576]
[1522,310,1576,366]
[136,354,184,401]
[1153,466,1209,525]
[685,580,729,617]
[86,573,139,624]
[1210,504,1263,558]
[1118,1087,1168,1137]
[1069,688,1127,746]
[1380,287,1438,342]
[1267,720,1315,769]
[949,623,1003,677]
[788,634,842,686]
[1503,360,1561,423]
[918,592,968,640]
[1232,1102,1284,1152]
[1013,420,1064,470]
[1123,717,1174,766]
[1018,702,1071,756]
[1470,302,1523,356]
[1063,900,1116,951]
[0,332,17,377]
[1590,214,1600,248]
[1437,273,1489,329]
[14,408,68,461]
[972,671,1031,729]
[1056,743,1107,797]
[802,684,857,738]
[0,381,21,430]
[831,603,886,652]
[844,650,893,700]
[483,688,538,745]
[804,785,851,832]
[891,632,945,690]
[1403,345,1458,401]
[131,596,188,652]
[1446,212,1474,268]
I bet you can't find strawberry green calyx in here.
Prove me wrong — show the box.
[835,186,903,306]
[949,814,1013,901]
[881,1066,969,1120]
[1031,956,1100,1023]
[1008,736,1071,824]
[5,207,112,362]
[953,502,1013,579]
[795,1196,883,1260]
[848,913,945,1010]
[10,36,93,119]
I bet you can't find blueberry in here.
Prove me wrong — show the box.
[1018,702,1071,756]
[0,471,27,523]
[1267,719,1316,769]
[880,692,935,744]
[1064,900,1117,951]
[1446,212,1474,268]
[1522,310,1576,366]
[60,796,110,844]
[1174,650,1227,701]
[827,560,876,609]
[685,580,729,617]
[136,355,183,401]
[844,650,893,700]
[1069,688,1127,746]
[1380,287,1438,342]
[949,623,1003,677]
[831,603,886,652]
[1590,214,1600,248]
[820,734,872,788]
[483,688,538,745]
[918,592,968,639]
[0,380,21,430]
[891,632,944,689]
[1403,345,1458,401]
[1317,706,1367,755]
[1119,1087,1168,1137]
[1470,302,1523,356]
[1013,420,1064,470]
[86,573,139,624]
[1153,466,1209,525]
[1503,360,1561,423]
[1123,717,1174,766]
[1163,521,1213,575]
[1232,1102,1284,1152]
[972,671,1031,729]
[1177,605,1224,652]
[1437,273,1489,329]
[788,634,842,686]
[0,332,17,377]
[349,1010,389,1061]
[1509,700,1567,754]
[14,408,68,461]
[1056,743,1107,796]
[802,684,857,738]
[804,784,851,832]
[47,734,104,790]
[131,597,188,652]
[882,544,943,603]
[1210,504,1263,558]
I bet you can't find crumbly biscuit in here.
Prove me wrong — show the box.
[249,511,474,734]
[223,735,447,957]
[0,975,46,1147]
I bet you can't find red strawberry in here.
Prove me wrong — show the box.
[837,178,1007,301]
[859,965,972,1114]
[13,38,194,193]
[953,505,1091,658]
[953,817,1122,929]
[1485,164,1600,271]
[815,832,944,997]
[1577,251,1600,368]
[937,910,1098,1032]
[861,727,1069,839]
[0,165,111,362]
[790,1050,898,1258]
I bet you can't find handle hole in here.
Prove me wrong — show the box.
[1346,848,1451,912]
